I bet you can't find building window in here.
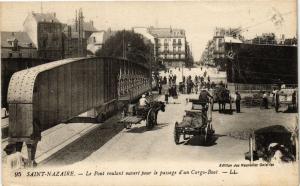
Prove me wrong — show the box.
[9,53,12,58]
[19,53,22,58]
[178,47,181,52]
[179,54,181,59]
[12,40,19,51]
[173,39,176,44]
[164,46,168,51]
[178,39,182,45]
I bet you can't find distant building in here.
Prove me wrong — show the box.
[148,27,187,68]
[87,31,106,55]
[213,27,243,59]
[62,24,87,58]
[1,31,38,58]
[87,29,116,55]
[69,9,98,40]
[201,27,243,68]
[23,12,64,60]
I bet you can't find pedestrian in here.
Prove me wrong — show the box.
[272,88,277,106]
[207,75,210,82]
[292,90,296,110]
[158,83,162,95]
[275,89,280,112]
[165,91,169,104]
[235,91,241,113]
[262,91,269,109]
[200,76,204,83]
[173,74,177,84]
[195,82,198,94]
[211,81,216,89]
[199,88,213,118]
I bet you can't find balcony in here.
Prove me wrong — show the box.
[213,48,225,54]
[172,43,182,46]
[157,51,185,55]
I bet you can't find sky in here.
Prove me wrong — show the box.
[0,1,297,61]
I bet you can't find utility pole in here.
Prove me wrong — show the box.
[76,10,79,57]
[122,30,126,59]
[150,47,152,94]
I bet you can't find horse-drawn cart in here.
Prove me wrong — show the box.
[211,86,233,112]
[174,98,214,144]
[119,101,165,130]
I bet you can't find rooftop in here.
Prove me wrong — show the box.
[70,20,98,32]
[31,12,60,23]
[148,27,185,38]
[1,31,36,48]
[89,31,106,44]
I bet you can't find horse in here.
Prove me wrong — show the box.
[148,101,166,124]
[214,87,232,113]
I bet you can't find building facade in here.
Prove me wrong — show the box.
[201,27,242,68]
[149,27,186,68]
[1,32,38,59]
[62,26,87,58]
[23,12,64,60]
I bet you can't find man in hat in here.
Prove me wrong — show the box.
[199,88,213,109]
[139,94,148,108]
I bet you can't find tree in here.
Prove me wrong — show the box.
[96,30,152,66]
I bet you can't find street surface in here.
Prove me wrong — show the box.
[159,66,226,84]
[44,93,297,166]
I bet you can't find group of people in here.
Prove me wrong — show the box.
[179,74,216,95]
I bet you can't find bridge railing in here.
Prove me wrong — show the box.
[6,56,150,165]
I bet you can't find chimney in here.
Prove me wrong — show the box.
[90,20,93,26]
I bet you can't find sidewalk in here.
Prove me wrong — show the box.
[2,121,101,164]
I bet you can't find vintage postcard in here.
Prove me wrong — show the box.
[0,1,298,186]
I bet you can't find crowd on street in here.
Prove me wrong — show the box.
[155,66,297,113]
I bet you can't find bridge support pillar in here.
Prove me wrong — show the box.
[26,141,38,167]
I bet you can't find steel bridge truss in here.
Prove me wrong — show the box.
[6,57,150,165]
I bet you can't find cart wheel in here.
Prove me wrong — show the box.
[154,111,158,125]
[174,122,180,144]
[146,108,156,130]
[96,113,105,123]
[204,123,214,144]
